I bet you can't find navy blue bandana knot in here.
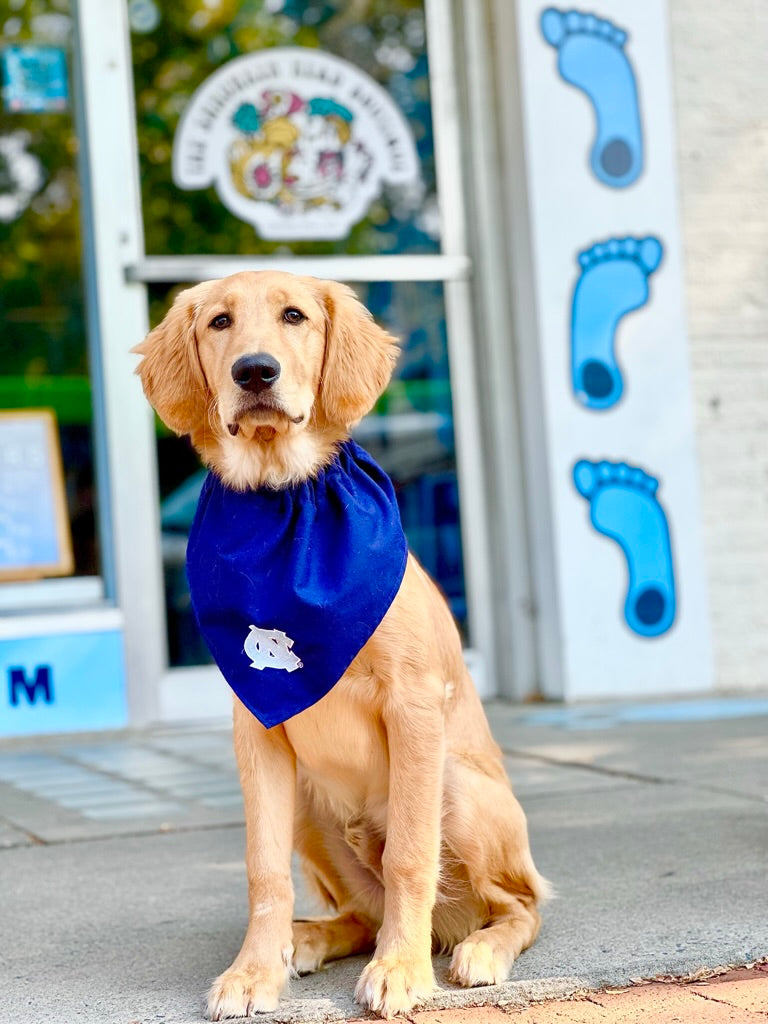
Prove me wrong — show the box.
[186,440,408,728]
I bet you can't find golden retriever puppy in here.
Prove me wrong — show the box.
[133,271,549,1020]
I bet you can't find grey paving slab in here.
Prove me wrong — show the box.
[0,776,243,843]
[76,799,188,821]
[64,745,202,777]
[0,754,90,782]
[142,732,238,772]
[487,698,768,800]
[147,770,234,786]
[161,780,240,797]
[0,733,247,841]
[52,788,174,810]
[198,794,245,809]
[12,777,129,797]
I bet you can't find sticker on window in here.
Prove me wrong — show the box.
[1,46,68,113]
[172,47,421,241]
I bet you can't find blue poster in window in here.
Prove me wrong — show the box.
[1,46,68,113]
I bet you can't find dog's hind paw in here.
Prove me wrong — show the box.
[354,953,435,1019]
[291,922,327,975]
[449,933,512,987]
[206,959,289,1019]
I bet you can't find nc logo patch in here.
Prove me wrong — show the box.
[244,626,303,673]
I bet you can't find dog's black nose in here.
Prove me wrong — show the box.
[231,353,281,393]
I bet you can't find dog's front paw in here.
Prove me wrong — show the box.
[207,957,291,1020]
[354,954,435,1019]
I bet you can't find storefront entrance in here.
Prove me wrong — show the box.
[0,0,534,734]
[2,0,712,735]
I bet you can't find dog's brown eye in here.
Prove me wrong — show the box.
[210,313,231,330]
[283,307,306,325]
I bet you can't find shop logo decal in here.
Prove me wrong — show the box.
[173,47,420,240]
[8,665,54,706]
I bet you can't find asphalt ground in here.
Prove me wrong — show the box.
[1,695,766,1023]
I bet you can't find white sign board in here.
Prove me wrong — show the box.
[0,410,73,581]
[173,47,421,241]
[515,1,713,698]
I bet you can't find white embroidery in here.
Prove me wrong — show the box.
[244,626,303,673]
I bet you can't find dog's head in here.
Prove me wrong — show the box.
[133,271,399,487]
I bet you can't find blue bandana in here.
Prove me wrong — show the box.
[186,440,408,728]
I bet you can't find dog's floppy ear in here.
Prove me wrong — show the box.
[317,281,400,427]
[132,285,210,436]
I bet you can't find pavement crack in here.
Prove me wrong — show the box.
[501,748,671,786]
[0,818,245,848]
[0,811,46,846]
[582,994,607,1006]
[501,749,768,803]
[690,987,752,1011]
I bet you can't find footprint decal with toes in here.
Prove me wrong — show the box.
[540,7,643,188]
[573,459,676,637]
[571,235,663,410]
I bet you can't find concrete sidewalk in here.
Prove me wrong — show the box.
[1,696,766,1023]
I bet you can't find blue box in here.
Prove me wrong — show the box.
[0,628,128,737]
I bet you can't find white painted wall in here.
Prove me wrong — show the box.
[670,1,768,691]
[490,0,767,696]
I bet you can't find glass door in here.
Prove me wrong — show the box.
[76,0,497,719]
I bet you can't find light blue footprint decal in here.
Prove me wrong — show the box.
[540,8,643,188]
[573,459,676,637]
[571,235,662,410]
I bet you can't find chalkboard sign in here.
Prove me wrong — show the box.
[0,410,74,581]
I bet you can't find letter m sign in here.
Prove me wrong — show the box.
[8,665,54,706]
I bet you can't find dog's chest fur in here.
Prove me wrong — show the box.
[283,663,389,821]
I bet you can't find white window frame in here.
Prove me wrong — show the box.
[74,0,536,723]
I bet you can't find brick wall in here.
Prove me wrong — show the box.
[670,2,768,688]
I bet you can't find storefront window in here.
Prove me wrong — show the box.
[0,0,100,583]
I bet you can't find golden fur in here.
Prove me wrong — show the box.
[134,271,549,1020]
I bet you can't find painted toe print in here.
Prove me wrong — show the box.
[573,459,676,637]
[571,236,662,410]
[540,7,643,188]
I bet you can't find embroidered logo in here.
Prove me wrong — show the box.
[244,626,303,673]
